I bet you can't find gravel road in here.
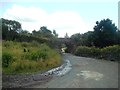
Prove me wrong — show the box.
[30,53,118,88]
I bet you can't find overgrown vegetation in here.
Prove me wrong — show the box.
[74,45,120,61]
[1,18,62,74]
[1,18,60,48]
[63,18,120,62]
[66,19,120,53]
[2,41,61,74]
[1,17,120,75]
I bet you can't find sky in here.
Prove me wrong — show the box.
[0,0,119,37]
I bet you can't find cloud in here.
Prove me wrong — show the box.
[1,0,118,3]
[3,4,89,37]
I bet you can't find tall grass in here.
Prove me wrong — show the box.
[2,41,61,74]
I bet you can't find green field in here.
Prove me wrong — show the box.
[2,41,61,74]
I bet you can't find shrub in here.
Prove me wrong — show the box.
[21,42,29,47]
[3,41,13,48]
[89,47,101,58]
[31,40,40,47]
[101,45,120,61]
[75,46,92,57]
[2,52,13,67]
[74,45,120,61]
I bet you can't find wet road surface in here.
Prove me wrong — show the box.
[30,53,118,88]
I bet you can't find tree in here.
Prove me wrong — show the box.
[32,30,37,36]
[93,18,117,47]
[53,30,58,37]
[1,18,22,40]
[39,26,53,38]
[64,33,69,38]
[80,31,94,46]
[70,33,81,50]
[116,30,120,44]
[20,30,30,36]
[40,26,51,34]
[2,18,21,32]
[70,31,94,47]
[71,33,81,43]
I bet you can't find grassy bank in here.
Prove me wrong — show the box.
[74,45,120,61]
[2,41,61,74]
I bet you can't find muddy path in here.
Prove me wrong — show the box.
[2,53,118,88]
[30,53,118,88]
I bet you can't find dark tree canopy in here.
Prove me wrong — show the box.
[80,31,94,46]
[71,33,81,42]
[116,30,120,44]
[40,26,52,34]
[93,18,117,47]
[19,30,30,36]
[38,26,53,38]
[1,18,22,40]
[2,18,21,32]
[1,18,59,48]
[70,31,94,47]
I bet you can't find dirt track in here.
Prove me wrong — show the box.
[30,53,118,88]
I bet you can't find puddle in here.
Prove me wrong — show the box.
[77,71,103,81]
[44,60,72,76]
[56,60,72,76]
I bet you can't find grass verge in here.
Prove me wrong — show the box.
[2,41,61,74]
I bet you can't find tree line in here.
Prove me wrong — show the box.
[66,18,120,53]
[1,18,59,48]
[1,18,120,51]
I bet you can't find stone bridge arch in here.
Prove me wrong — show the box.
[58,38,73,53]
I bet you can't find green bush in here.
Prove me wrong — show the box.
[90,47,101,57]
[75,46,87,56]
[74,46,100,57]
[74,45,120,61]
[101,45,120,61]
[2,52,13,67]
